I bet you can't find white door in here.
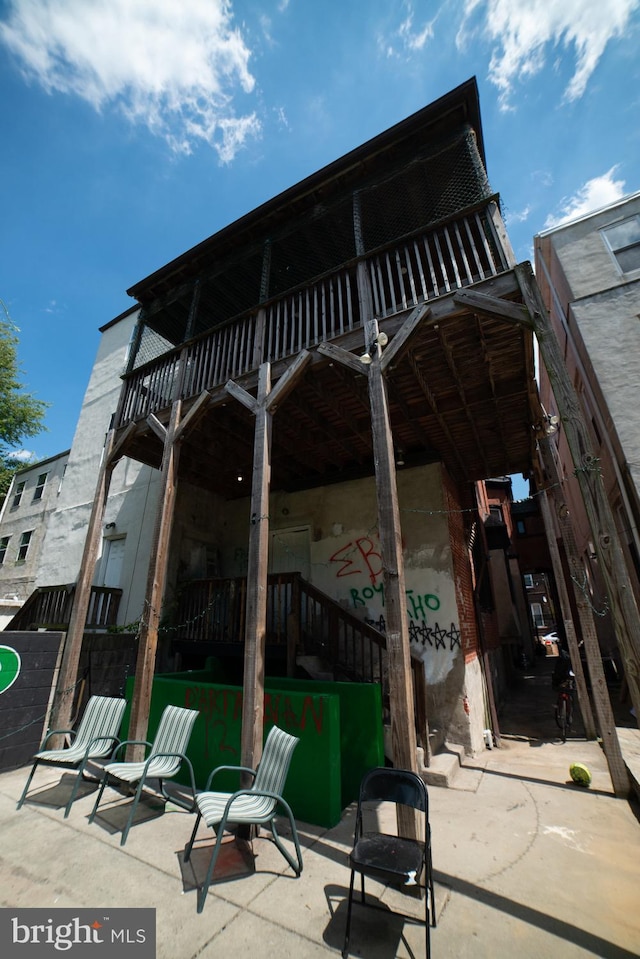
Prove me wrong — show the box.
[100,537,126,588]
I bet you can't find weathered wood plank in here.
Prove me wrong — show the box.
[127,399,182,757]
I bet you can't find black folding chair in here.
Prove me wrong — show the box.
[343,767,435,959]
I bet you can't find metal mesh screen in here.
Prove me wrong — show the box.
[268,192,356,297]
[359,126,491,253]
[131,325,176,371]
[129,123,492,371]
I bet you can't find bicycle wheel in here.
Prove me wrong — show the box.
[557,699,568,742]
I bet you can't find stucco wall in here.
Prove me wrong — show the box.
[35,308,162,628]
[207,465,462,685]
[170,462,486,752]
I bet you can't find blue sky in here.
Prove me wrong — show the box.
[1,0,639,499]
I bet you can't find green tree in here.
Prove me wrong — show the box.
[0,301,48,503]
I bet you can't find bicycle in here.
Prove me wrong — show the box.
[555,671,575,742]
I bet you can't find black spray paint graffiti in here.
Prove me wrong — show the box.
[367,615,461,651]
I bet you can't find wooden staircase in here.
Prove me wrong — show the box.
[171,572,431,762]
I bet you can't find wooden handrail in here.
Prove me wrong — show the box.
[6,585,123,632]
[171,572,430,763]
[116,202,507,430]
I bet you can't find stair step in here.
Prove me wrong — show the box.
[296,655,334,681]
[418,744,464,788]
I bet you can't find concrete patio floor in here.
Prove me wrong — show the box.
[1,662,639,958]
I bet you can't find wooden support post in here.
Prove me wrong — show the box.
[240,363,272,776]
[516,263,640,733]
[51,430,117,735]
[127,399,182,756]
[536,448,596,738]
[354,192,419,835]
[538,437,627,790]
[226,352,312,776]
[367,356,418,762]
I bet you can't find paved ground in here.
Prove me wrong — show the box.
[1,658,639,958]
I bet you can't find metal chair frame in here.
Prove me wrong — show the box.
[343,766,436,959]
[184,725,303,913]
[88,704,199,846]
[17,695,127,818]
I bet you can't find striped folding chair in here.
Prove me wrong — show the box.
[88,704,199,846]
[184,724,303,913]
[17,695,127,818]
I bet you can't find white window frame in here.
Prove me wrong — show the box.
[601,214,640,275]
[16,529,33,563]
[530,602,544,628]
[12,481,25,509]
[32,471,48,502]
[0,535,10,565]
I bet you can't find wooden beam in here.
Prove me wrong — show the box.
[224,379,259,414]
[238,363,272,777]
[380,303,431,373]
[51,430,117,734]
[146,413,167,443]
[351,290,418,842]
[368,356,419,791]
[265,349,312,412]
[453,289,533,327]
[174,390,213,443]
[106,421,138,468]
[128,399,182,756]
[536,444,596,739]
[317,340,369,377]
[517,261,639,794]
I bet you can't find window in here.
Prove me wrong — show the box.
[602,215,640,274]
[523,573,534,588]
[489,505,503,522]
[530,602,545,627]
[516,519,526,535]
[0,536,10,564]
[12,481,25,509]
[16,530,33,563]
[33,472,48,501]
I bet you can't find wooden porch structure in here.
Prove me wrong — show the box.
[50,78,640,807]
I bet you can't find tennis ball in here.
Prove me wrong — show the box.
[570,762,592,786]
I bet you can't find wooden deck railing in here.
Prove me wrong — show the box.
[6,585,123,632]
[116,201,508,429]
[172,572,431,761]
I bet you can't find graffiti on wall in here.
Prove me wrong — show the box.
[329,536,383,585]
[185,684,324,761]
[328,533,461,675]
[366,615,461,652]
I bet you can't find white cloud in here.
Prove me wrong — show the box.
[544,167,626,228]
[0,0,261,163]
[458,0,640,108]
[381,2,435,58]
[506,205,531,224]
